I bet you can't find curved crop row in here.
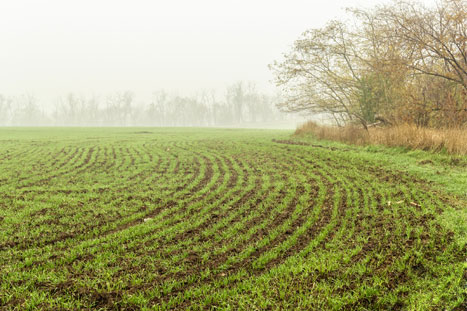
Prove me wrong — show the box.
[0,129,464,311]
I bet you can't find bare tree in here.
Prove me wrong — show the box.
[379,0,466,90]
[0,95,12,126]
[270,0,467,128]
[226,82,246,124]
[12,94,47,126]
[270,20,374,128]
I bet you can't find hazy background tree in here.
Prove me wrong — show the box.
[11,94,48,126]
[0,95,12,126]
[0,81,303,127]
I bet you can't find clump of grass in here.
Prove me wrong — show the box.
[296,121,467,155]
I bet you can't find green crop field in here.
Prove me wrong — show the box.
[0,128,465,310]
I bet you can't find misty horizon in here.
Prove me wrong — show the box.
[0,81,313,128]
[1,0,438,127]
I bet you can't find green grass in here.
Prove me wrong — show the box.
[0,128,465,310]
[292,134,467,247]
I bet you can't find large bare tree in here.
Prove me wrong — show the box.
[270,0,467,128]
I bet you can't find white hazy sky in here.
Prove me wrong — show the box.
[0,0,437,105]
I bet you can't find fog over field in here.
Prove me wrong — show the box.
[0,0,437,127]
[1,1,466,310]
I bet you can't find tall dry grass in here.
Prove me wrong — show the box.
[296,121,467,155]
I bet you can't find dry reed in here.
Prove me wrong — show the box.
[296,121,467,155]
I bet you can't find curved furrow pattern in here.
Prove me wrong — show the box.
[0,129,464,311]
[0,145,185,255]
[6,145,223,266]
[3,146,81,188]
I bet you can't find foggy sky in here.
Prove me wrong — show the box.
[1,0,438,106]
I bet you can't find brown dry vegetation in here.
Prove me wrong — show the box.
[296,121,467,155]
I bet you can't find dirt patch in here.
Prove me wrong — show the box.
[272,139,346,151]
[417,159,434,165]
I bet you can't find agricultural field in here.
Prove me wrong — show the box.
[0,128,465,310]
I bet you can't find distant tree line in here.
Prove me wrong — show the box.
[0,82,291,126]
[270,0,467,128]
